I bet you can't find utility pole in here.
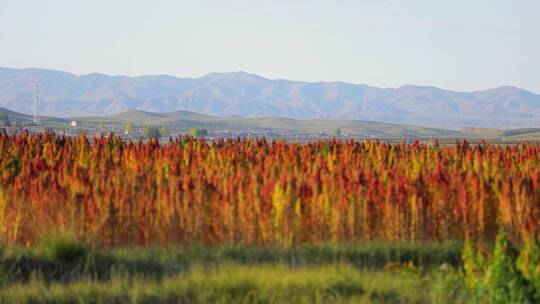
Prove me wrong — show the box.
[33,83,40,125]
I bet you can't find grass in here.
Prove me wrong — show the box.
[0,239,470,303]
[0,241,461,285]
[0,263,469,304]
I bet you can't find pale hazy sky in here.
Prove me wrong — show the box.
[1,0,539,93]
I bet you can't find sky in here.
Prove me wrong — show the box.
[0,0,539,93]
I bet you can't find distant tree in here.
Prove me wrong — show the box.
[188,128,207,138]
[334,128,342,136]
[124,122,135,134]
[143,126,161,139]
[159,127,170,138]
[0,112,10,126]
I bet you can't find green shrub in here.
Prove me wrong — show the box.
[188,128,207,138]
[517,238,540,294]
[462,238,487,299]
[463,231,538,303]
[485,231,537,303]
[159,127,170,138]
[143,126,161,139]
[38,233,89,264]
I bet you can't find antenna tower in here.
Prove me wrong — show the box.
[33,83,40,125]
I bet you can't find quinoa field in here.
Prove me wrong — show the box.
[1,132,540,303]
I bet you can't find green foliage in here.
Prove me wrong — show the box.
[369,290,400,303]
[188,128,207,137]
[124,122,134,134]
[159,127,170,138]
[4,155,21,178]
[430,270,469,303]
[463,231,538,303]
[483,231,537,303]
[0,112,9,126]
[462,239,487,298]
[517,238,540,293]
[38,233,89,264]
[143,126,161,139]
[334,128,342,136]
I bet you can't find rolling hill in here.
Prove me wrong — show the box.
[3,106,540,139]
[77,109,463,138]
[0,106,67,125]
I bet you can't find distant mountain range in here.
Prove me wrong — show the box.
[1,67,539,129]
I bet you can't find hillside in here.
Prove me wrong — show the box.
[462,127,540,140]
[1,67,540,129]
[0,106,67,125]
[3,106,540,139]
[75,109,462,138]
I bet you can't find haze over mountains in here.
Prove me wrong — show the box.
[1,67,539,129]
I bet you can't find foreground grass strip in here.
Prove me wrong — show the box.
[0,263,468,304]
[0,242,461,285]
